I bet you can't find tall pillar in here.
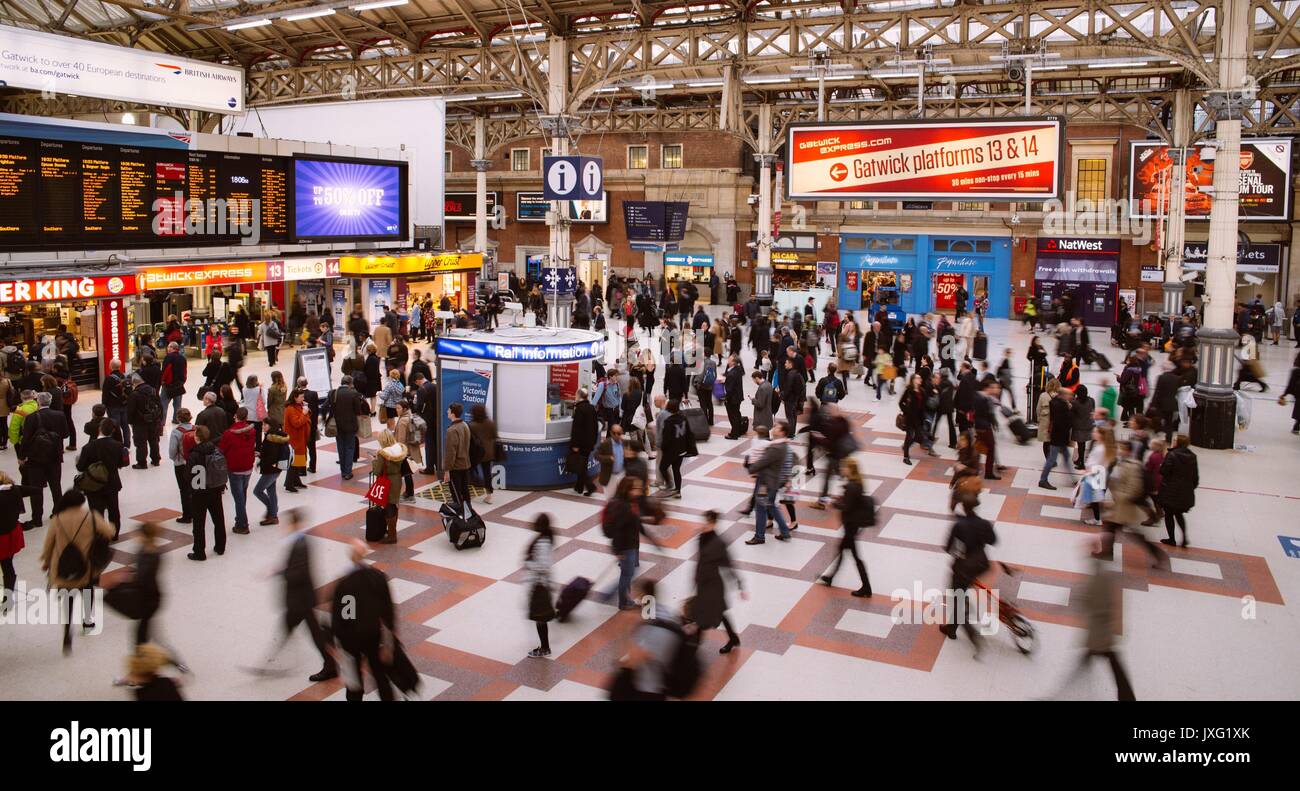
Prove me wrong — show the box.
[1162,89,1192,317]
[544,36,575,328]
[754,103,775,306]
[1190,0,1249,449]
[471,116,490,255]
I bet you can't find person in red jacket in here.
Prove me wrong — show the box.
[219,407,257,535]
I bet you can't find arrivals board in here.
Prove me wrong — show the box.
[0,133,291,251]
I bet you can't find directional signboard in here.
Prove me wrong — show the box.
[543,155,603,201]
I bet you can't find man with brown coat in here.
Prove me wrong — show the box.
[442,402,472,505]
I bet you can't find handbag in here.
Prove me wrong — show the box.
[255,392,268,421]
[895,413,908,432]
[324,416,337,438]
[104,581,146,619]
[357,414,374,440]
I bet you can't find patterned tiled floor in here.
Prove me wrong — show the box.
[1,317,1297,701]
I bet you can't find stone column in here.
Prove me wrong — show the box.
[754,103,774,307]
[1162,89,1192,317]
[1189,0,1249,449]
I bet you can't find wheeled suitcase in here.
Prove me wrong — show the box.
[1092,350,1113,371]
[1008,416,1034,445]
[736,415,750,435]
[682,407,711,441]
[972,331,988,361]
[365,505,387,542]
[441,500,486,550]
[556,576,593,622]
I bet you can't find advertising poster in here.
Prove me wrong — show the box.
[331,286,348,334]
[845,271,859,291]
[439,360,494,449]
[97,297,129,378]
[292,156,408,242]
[367,279,392,326]
[1118,289,1138,316]
[549,363,580,402]
[0,25,244,114]
[1129,139,1292,221]
[786,118,1063,201]
[933,273,964,311]
[444,191,498,221]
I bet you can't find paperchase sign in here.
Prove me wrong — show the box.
[0,25,244,114]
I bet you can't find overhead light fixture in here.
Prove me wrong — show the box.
[813,75,856,81]
[744,75,794,84]
[595,86,620,93]
[686,79,724,87]
[1033,65,1068,71]
[443,94,480,103]
[351,0,409,10]
[285,8,336,21]
[484,92,522,99]
[226,18,273,30]
[1089,61,1148,68]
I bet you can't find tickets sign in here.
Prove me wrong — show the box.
[786,118,1064,202]
[0,274,136,306]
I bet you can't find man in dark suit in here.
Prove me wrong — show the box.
[330,539,396,702]
[76,418,127,538]
[723,354,747,439]
[295,376,320,474]
[329,376,369,480]
[160,341,188,425]
[569,390,599,496]
[19,391,68,528]
[412,373,438,474]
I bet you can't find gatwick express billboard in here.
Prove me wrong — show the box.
[785,117,1064,202]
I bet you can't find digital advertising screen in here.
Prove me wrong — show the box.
[1129,139,1292,221]
[290,155,408,243]
[517,191,607,223]
[445,191,497,221]
[785,117,1064,202]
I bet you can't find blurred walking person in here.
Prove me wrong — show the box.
[329,538,397,701]
[524,514,556,658]
[818,458,874,598]
[692,509,747,654]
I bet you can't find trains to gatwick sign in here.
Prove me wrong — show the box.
[785,118,1064,202]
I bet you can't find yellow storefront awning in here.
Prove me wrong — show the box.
[339,253,483,276]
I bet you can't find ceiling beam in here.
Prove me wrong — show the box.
[335,9,418,51]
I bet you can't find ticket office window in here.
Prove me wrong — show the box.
[545,361,591,438]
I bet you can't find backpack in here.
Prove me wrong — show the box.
[600,502,615,539]
[4,384,16,410]
[56,513,109,579]
[408,415,427,444]
[62,379,78,405]
[75,461,110,493]
[648,619,702,699]
[700,364,716,389]
[204,448,229,489]
[28,421,58,465]
[180,428,198,459]
[137,390,162,426]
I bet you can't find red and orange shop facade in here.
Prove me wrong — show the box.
[0,273,138,382]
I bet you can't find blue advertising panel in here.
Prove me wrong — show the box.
[291,155,408,242]
[494,439,598,490]
[439,363,493,446]
[366,278,392,326]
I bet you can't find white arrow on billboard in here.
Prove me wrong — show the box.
[582,160,603,196]
[547,159,577,197]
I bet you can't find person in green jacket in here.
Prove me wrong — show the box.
[8,390,37,450]
[1098,377,1119,421]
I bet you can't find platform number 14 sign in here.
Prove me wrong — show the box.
[543,155,603,201]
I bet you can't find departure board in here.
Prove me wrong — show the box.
[0,136,37,240]
[0,133,292,251]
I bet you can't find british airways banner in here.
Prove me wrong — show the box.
[0,26,244,114]
[786,118,1063,202]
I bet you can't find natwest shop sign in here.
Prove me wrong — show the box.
[0,275,136,306]
[98,298,129,378]
[1037,238,1121,256]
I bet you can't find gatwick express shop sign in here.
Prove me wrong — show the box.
[786,118,1063,202]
